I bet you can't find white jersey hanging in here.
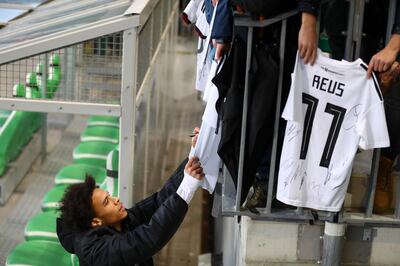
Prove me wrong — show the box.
[277,50,390,212]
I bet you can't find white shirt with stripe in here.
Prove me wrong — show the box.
[277,51,390,212]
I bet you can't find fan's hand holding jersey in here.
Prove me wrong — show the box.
[277,51,390,212]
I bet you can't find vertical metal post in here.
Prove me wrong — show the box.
[144,87,151,197]
[234,217,242,266]
[322,222,346,266]
[222,217,236,266]
[41,53,48,162]
[366,148,381,217]
[387,0,399,220]
[235,27,253,212]
[386,0,397,44]
[119,28,138,207]
[266,19,287,213]
[344,0,356,60]
[353,0,366,59]
[65,47,76,101]
[395,174,400,219]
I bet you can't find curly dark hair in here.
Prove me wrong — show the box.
[60,175,97,231]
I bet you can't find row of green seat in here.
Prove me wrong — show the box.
[6,115,121,266]
[0,55,61,176]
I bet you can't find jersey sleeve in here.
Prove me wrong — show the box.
[356,101,390,150]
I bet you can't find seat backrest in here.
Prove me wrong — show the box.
[101,146,119,197]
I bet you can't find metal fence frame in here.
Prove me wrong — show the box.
[222,1,399,265]
[0,0,179,206]
[221,0,400,225]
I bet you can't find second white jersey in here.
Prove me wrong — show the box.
[277,51,390,212]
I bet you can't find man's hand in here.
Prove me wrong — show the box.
[191,127,200,148]
[298,13,317,65]
[185,156,205,180]
[377,61,400,95]
[367,34,400,79]
[215,42,230,61]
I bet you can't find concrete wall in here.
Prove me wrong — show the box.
[231,217,400,266]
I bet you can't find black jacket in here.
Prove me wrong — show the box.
[213,38,279,203]
[57,159,188,266]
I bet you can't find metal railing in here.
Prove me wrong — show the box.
[220,0,400,226]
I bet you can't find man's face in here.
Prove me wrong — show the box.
[91,188,128,227]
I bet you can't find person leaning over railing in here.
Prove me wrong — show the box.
[211,0,322,209]
[56,131,205,266]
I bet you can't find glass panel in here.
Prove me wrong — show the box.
[133,90,149,203]
[0,4,130,49]
[137,18,152,89]
[0,8,27,24]
[0,0,46,8]
[1,0,116,34]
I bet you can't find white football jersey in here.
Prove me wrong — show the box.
[277,51,390,212]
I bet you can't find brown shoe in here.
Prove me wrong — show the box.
[377,61,400,95]
[374,156,395,214]
[245,182,267,209]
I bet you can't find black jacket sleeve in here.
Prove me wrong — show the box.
[298,0,321,17]
[78,193,188,266]
[127,158,188,225]
[392,0,400,35]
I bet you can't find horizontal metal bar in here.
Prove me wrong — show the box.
[234,10,297,27]
[221,209,400,226]
[343,212,400,226]
[222,209,314,222]
[0,15,139,65]
[0,98,120,116]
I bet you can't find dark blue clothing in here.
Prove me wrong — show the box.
[298,0,321,17]
[203,0,320,44]
[205,0,233,43]
[392,0,400,35]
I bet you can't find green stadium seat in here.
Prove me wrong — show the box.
[12,83,25,98]
[25,72,42,99]
[49,54,61,86]
[87,115,119,128]
[100,146,119,196]
[80,126,119,144]
[54,164,106,185]
[24,212,58,242]
[41,184,68,212]
[36,63,59,99]
[73,141,117,168]
[44,147,119,212]
[0,111,41,176]
[6,241,74,266]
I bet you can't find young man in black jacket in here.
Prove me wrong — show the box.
[57,138,204,265]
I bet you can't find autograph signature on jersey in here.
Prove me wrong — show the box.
[343,104,362,130]
[286,123,301,142]
[281,158,307,190]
